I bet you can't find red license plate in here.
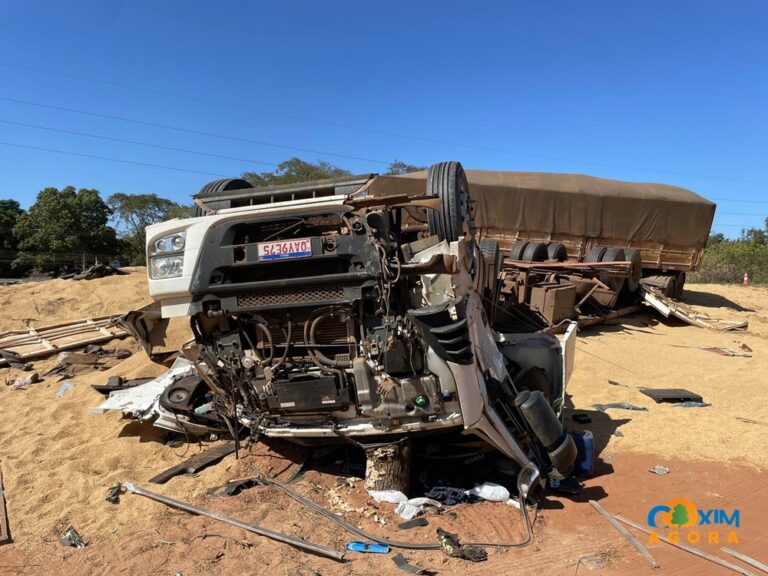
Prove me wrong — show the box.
[257,238,312,261]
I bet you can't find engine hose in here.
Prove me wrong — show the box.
[255,473,533,550]
[305,310,352,369]
[250,321,274,364]
[271,320,292,371]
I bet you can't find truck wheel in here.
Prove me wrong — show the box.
[509,240,529,261]
[624,248,643,293]
[427,161,472,242]
[600,247,626,292]
[479,239,501,318]
[546,242,568,262]
[194,178,254,217]
[522,242,548,262]
[661,275,677,298]
[584,245,607,262]
[675,272,686,299]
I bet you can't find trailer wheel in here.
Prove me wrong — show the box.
[194,178,254,217]
[624,248,643,293]
[427,161,473,242]
[675,272,686,299]
[522,242,548,262]
[509,240,529,261]
[546,242,568,262]
[584,245,607,262]
[600,247,626,292]
[479,239,502,320]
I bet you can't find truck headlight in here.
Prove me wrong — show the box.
[151,255,184,279]
[152,232,186,255]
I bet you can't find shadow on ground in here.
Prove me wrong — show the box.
[683,288,755,312]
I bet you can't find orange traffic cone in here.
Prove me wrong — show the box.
[743,272,749,286]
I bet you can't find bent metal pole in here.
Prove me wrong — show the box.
[121,482,345,561]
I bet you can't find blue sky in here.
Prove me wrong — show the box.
[0,1,766,236]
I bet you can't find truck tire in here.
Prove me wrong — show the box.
[546,242,568,262]
[509,240,529,261]
[479,239,502,318]
[584,245,607,262]
[194,178,254,217]
[522,242,548,262]
[675,272,686,299]
[427,161,472,242]
[600,247,626,292]
[624,248,643,293]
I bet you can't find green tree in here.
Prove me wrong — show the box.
[670,504,689,527]
[386,160,426,175]
[241,157,351,187]
[107,193,180,264]
[13,186,120,273]
[0,199,25,276]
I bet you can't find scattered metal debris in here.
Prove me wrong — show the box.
[208,478,260,498]
[740,343,754,353]
[641,286,748,331]
[105,484,121,505]
[393,553,433,575]
[607,379,631,388]
[347,541,390,554]
[0,464,10,545]
[593,403,648,412]
[59,526,86,549]
[720,547,768,574]
[613,430,624,437]
[149,443,236,484]
[436,528,487,562]
[701,346,751,357]
[640,388,703,404]
[0,316,129,367]
[616,514,756,576]
[649,465,670,475]
[588,500,659,569]
[66,263,128,281]
[120,482,346,561]
[91,375,153,395]
[736,416,768,427]
[671,401,711,408]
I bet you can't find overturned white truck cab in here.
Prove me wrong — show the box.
[144,162,577,493]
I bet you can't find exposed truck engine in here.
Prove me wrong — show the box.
[144,162,578,490]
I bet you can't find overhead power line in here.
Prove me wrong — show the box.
[0,95,390,166]
[1,61,766,185]
[0,118,279,168]
[0,141,230,177]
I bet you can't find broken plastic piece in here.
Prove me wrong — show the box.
[593,403,648,412]
[393,553,432,575]
[398,517,429,530]
[56,381,75,398]
[346,541,390,554]
[59,526,86,549]
[469,482,510,502]
[649,465,670,475]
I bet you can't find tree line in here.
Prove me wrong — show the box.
[0,158,422,277]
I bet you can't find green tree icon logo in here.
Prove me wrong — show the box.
[670,504,689,527]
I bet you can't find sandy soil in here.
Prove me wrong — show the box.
[0,276,766,575]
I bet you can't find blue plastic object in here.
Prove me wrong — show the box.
[571,430,595,477]
[346,541,391,554]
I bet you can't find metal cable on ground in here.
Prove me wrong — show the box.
[254,473,534,550]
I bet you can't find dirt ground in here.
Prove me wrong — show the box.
[1,272,767,575]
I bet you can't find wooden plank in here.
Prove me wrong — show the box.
[0,463,10,544]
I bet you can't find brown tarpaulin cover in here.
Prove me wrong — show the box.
[373,170,716,249]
